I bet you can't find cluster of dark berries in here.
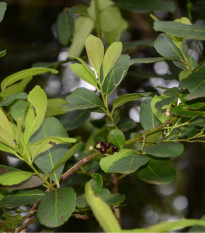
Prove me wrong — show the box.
[96,141,118,154]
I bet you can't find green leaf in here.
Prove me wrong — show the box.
[69,63,98,88]
[0,189,45,207]
[129,57,165,65]
[85,34,104,75]
[151,95,167,123]
[108,129,125,149]
[0,171,33,185]
[117,118,136,132]
[56,7,75,46]
[100,7,122,33]
[140,98,159,130]
[85,182,121,232]
[31,117,69,183]
[31,136,77,159]
[68,16,94,57]
[154,20,205,41]
[46,98,67,117]
[90,173,103,194]
[102,55,130,98]
[144,142,184,157]
[10,100,29,123]
[137,157,176,185]
[0,108,15,148]
[0,2,7,23]
[37,187,76,228]
[0,49,6,58]
[0,93,27,107]
[0,142,18,156]
[172,105,205,118]
[103,42,122,80]
[65,87,105,111]
[51,142,82,173]
[112,93,150,111]
[116,0,175,13]
[100,149,149,174]
[180,68,205,100]
[24,86,47,144]
[1,67,58,91]
[123,40,153,50]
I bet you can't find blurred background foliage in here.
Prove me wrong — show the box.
[1,0,205,232]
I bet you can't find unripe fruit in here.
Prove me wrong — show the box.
[104,142,111,149]
[112,145,118,152]
[100,146,107,154]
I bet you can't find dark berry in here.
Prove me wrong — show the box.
[112,145,118,152]
[100,146,107,154]
[104,142,111,149]
[97,141,104,146]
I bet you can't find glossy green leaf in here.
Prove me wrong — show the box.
[130,57,165,65]
[68,16,94,57]
[0,93,27,107]
[0,108,15,148]
[31,136,77,159]
[154,20,205,41]
[85,35,104,75]
[0,49,6,58]
[69,63,98,87]
[1,67,58,91]
[65,87,105,111]
[100,149,149,174]
[144,142,184,157]
[113,93,150,111]
[37,187,76,228]
[173,105,205,118]
[137,157,176,185]
[116,0,175,12]
[24,86,47,145]
[85,182,121,232]
[51,142,82,173]
[56,7,75,46]
[10,100,29,123]
[102,55,130,98]
[0,171,33,185]
[31,117,69,183]
[103,42,122,80]
[108,129,125,149]
[90,173,103,194]
[0,189,45,207]
[140,98,159,130]
[180,68,205,100]
[0,2,7,23]
[46,98,67,117]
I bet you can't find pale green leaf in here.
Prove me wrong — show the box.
[0,93,27,107]
[85,34,104,75]
[1,67,58,91]
[37,187,76,228]
[85,182,121,232]
[103,42,122,80]
[0,171,33,185]
[0,142,18,156]
[151,95,167,123]
[46,98,67,117]
[87,0,113,19]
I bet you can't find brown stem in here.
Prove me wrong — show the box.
[15,218,37,233]
[72,214,89,220]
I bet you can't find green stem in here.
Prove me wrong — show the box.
[94,0,101,38]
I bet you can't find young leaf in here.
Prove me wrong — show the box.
[0,49,6,58]
[108,129,125,149]
[85,182,121,232]
[46,98,67,117]
[103,41,122,80]
[85,34,104,75]
[0,189,45,207]
[0,171,33,185]
[180,68,205,100]
[0,2,7,23]
[37,187,76,228]
[102,55,130,98]
[137,157,176,185]
[31,136,77,159]
[144,142,184,157]
[1,67,58,91]
[24,86,47,144]
[90,173,103,194]
[112,93,150,111]
[154,20,205,41]
[100,149,149,174]
[140,98,159,130]
[0,92,27,107]
[56,7,75,46]
[0,142,18,156]
[68,16,94,57]
[65,87,105,111]
[69,63,98,88]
